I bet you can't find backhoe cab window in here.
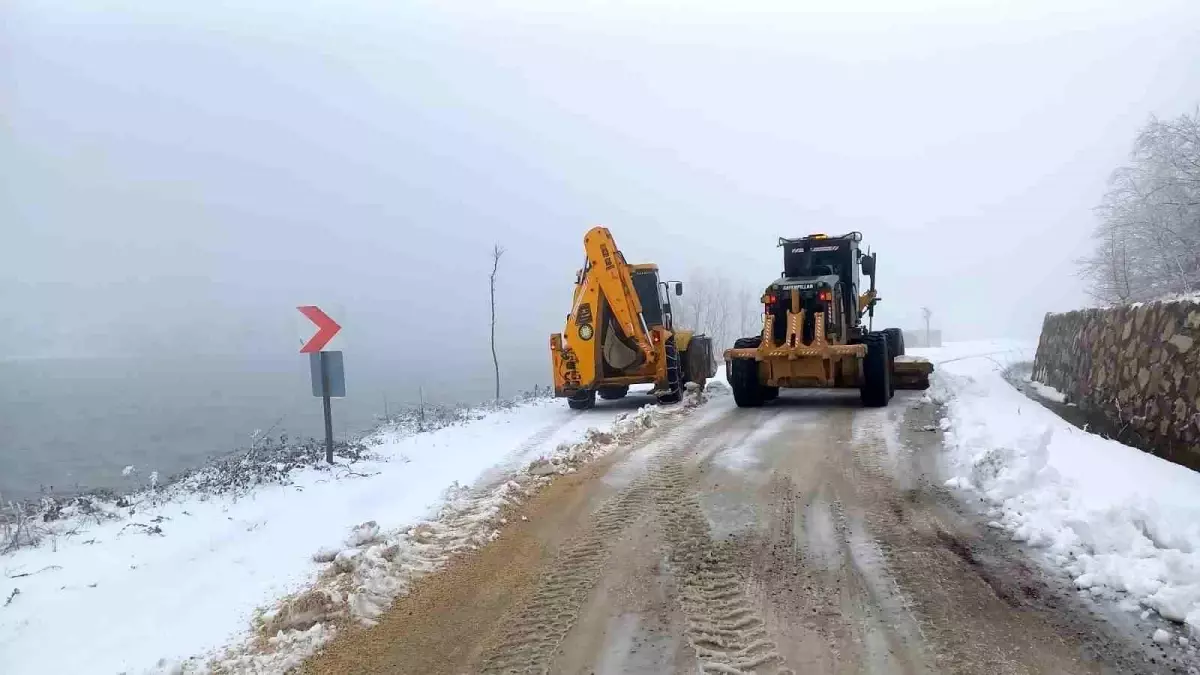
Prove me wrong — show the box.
[631,269,665,327]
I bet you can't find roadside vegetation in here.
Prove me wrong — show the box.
[1079,110,1200,304]
[0,388,550,556]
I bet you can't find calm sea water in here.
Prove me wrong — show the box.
[0,355,548,500]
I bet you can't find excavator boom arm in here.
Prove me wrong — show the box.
[572,227,656,364]
[550,224,717,405]
[553,226,660,395]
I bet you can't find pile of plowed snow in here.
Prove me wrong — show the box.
[929,340,1200,644]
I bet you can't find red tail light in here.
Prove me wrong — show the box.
[818,290,832,302]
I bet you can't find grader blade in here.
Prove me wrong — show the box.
[893,355,933,390]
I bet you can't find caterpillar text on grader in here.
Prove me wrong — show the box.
[725,232,933,407]
[551,226,717,410]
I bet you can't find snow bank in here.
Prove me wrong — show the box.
[1027,380,1067,403]
[0,386,716,674]
[932,340,1200,637]
[1127,292,1200,308]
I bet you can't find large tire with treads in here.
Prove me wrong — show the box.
[733,336,762,350]
[567,389,596,410]
[656,336,684,404]
[597,385,629,400]
[881,328,898,398]
[883,327,905,357]
[730,335,765,407]
[730,358,763,407]
[860,333,891,407]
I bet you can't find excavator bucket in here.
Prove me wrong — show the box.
[893,356,933,390]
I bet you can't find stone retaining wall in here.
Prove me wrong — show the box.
[1033,299,1200,469]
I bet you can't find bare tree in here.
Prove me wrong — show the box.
[736,284,760,338]
[1076,205,1134,304]
[489,244,504,401]
[672,270,760,353]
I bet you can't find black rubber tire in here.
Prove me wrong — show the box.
[656,336,684,404]
[731,335,773,406]
[860,333,891,407]
[730,357,764,407]
[597,385,629,400]
[567,389,596,410]
[883,328,905,357]
[883,328,903,398]
[733,336,763,349]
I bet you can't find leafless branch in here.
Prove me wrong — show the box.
[490,244,505,401]
[4,565,62,579]
[117,522,164,537]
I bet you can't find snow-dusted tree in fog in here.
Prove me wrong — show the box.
[1079,111,1200,303]
[673,271,763,351]
[737,285,762,338]
[673,270,732,352]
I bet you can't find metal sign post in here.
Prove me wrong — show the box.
[299,306,345,464]
[321,353,333,463]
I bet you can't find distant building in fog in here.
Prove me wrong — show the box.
[904,329,942,348]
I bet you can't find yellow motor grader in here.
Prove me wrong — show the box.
[550,226,717,410]
[724,232,933,407]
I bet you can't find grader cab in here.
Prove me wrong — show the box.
[724,232,932,407]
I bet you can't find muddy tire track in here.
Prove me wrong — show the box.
[765,473,932,674]
[843,402,1124,674]
[475,476,654,674]
[651,459,792,675]
[477,403,761,674]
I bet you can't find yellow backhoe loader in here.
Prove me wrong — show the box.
[550,226,716,409]
[724,232,933,407]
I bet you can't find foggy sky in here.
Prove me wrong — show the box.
[5,0,1200,378]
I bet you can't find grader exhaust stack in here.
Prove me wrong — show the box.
[724,232,932,408]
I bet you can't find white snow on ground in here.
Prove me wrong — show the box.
[1027,380,1067,403]
[712,413,791,472]
[1128,292,1200,308]
[0,386,715,675]
[929,340,1200,639]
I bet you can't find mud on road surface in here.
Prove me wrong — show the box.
[302,389,1190,675]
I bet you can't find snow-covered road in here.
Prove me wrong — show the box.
[301,341,1197,675]
[5,341,1200,674]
